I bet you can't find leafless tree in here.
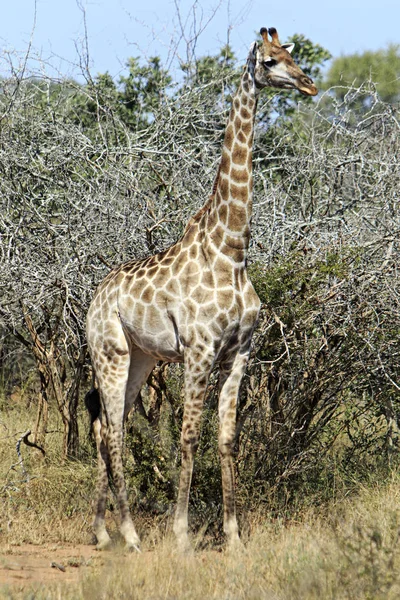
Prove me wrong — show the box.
[0,36,399,508]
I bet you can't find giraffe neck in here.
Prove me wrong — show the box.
[205,66,258,264]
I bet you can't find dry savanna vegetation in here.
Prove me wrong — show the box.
[2,401,400,600]
[1,14,400,599]
[2,407,400,600]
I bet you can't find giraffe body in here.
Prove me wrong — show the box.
[86,27,317,552]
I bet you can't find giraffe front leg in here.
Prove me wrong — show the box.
[218,352,249,548]
[173,351,212,553]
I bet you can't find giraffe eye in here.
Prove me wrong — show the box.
[263,59,277,69]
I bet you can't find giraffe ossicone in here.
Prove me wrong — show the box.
[85,26,318,552]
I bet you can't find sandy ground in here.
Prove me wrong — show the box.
[0,543,100,590]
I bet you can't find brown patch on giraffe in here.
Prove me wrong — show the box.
[234,268,246,289]
[100,269,117,287]
[165,244,180,258]
[135,268,147,279]
[172,251,188,275]
[103,341,129,361]
[218,203,228,225]
[125,258,140,272]
[235,292,245,313]
[218,289,234,309]
[190,285,206,304]
[240,107,251,120]
[129,277,147,297]
[154,267,170,287]
[241,310,259,328]
[227,204,248,232]
[155,248,169,262]
[234,116,242,131]
[243,285,261,307]
[231,166,249,184]
[211,224,225,246]
[230,183,249,202]
[220,150,230,175]
[145,305,162,330]
[99,295,113,313]
[242,121,252,136]
[237,131,247,144]
[119,273,133,293]
[181,225,198,248]
[207,210,218,231]
[141,284,155,304]
[216,268,234,286]
[165,278,180,296]
[226,230,249,248]
[199,303,218,321]
[208,321,223,338]
[145,255,157,266]
[222,246,245,264]
[188,243,199,260]
[97,289,107,306]
[160,253,176,266]
[181,260,200,284]
[217,176,229,201]
[147,265,159,278]
[190,349,203,364]
[224,124,234,151]
[217,312,229,330]
[123,296,135,312]
[109,272,124,288]
[139,257,152,269]
[185,298,199,318]
[232,143,248,165]
[201,270,214,288]
[196,325,213,345]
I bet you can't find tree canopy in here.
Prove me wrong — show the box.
[324,44,400,104]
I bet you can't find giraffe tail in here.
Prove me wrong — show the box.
[84,388,100,425]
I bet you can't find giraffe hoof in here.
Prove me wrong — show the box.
[176,538,194,555]
[227,536,245,553]
[95,538,112,551]
[125,542,141,553]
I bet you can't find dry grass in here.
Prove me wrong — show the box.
[2,405,400,599]
[68,483,400,599]
[3,480,400,600]
[0,403,95,546]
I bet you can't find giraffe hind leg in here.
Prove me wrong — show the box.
[88,340,140,551]
[93,418,113,549]
[85,389,112,549]
[92,347,157,551]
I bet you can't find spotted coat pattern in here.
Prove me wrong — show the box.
[86,27,318,552]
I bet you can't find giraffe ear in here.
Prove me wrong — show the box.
[247,41,258,63]
[282,42,295,54]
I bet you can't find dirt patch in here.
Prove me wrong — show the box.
[0,543,100,589]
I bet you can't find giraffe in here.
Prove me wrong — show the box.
[85,27,318,553]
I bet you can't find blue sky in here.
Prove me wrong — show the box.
[1,0,399,81]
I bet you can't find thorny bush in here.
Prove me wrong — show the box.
[0,60,399,516]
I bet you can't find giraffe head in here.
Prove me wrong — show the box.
[249,27,318,97]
